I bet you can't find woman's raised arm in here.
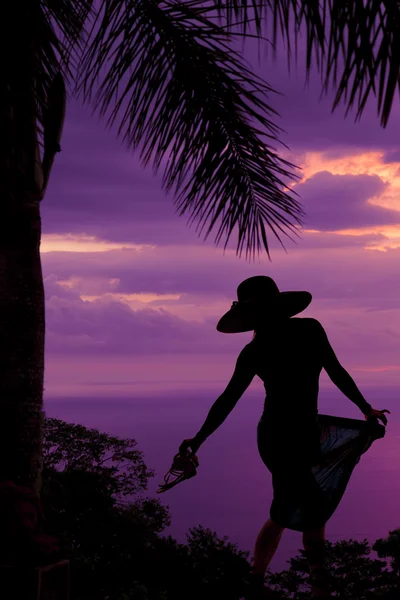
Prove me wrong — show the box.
[192,346,256,448]
[311,318,390,422]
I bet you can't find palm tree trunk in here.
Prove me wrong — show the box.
[0,199,45,495]
[0,69,65,500]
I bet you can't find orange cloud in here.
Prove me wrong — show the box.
[295,150,400,250]
[41,233,154,253]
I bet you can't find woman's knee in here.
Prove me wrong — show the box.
[269,518,285,533]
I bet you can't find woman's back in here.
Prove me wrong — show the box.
[249,317,323,420]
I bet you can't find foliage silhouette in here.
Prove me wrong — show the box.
[40,416,400,600]
[41,417,251,600]
[268,538,396,599]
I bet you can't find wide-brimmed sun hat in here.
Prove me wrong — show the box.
[216,276,312,334]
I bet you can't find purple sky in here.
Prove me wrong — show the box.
[41,33,400,399]
[40,25,400,568]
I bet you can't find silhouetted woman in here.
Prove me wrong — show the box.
[179,276,389,599]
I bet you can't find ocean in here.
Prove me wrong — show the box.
[45,386,400,572]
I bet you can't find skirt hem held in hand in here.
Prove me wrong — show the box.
[257,413,385,532]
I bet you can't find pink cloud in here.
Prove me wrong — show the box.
[295,171,398,230]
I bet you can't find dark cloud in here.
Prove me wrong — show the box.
[295,171,399,230]
[44,275,236,356]
[42,254,400,366]
[382,149,400,164]
[42,240,400,309]
[40,231,382,302]
[42,101,197,245]
[246,34,400,153]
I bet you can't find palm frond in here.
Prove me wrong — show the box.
[75,0,304,259]
[0,1,93,198]
[321,0,400,128]
[213,0,326,69]
[213,0,400,128]
[40,0,95,75]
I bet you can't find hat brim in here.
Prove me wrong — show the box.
[216,291,312,334]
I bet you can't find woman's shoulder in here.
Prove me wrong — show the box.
[240,340,257,354]
[293,317,323,330]
[238,340,259,362]
[293,318,327,344]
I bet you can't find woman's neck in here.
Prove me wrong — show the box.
[254,317,290,338]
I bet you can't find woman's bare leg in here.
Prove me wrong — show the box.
[252,518,285,575]
[302,526,330,597]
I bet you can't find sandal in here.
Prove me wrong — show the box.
[156,451,199,493]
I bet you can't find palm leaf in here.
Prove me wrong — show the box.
[0,1,92,198]
[213,0,400,128]
[75,0,304,259]
[322,0,400,128]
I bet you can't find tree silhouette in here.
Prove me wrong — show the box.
[1,0,399,564]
